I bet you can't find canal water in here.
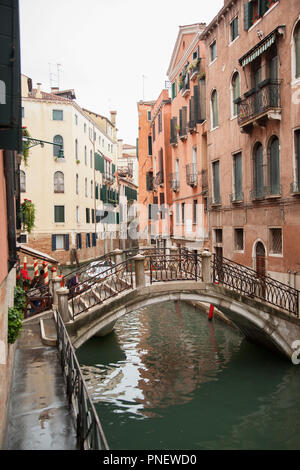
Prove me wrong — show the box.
[77,301,300,450]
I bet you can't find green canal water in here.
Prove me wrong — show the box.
[77,301,300,450]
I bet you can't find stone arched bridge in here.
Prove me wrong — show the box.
[51,249,300,363]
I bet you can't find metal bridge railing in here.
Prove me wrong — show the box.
[211,254,299,316]
[148,253,202,283]
[56,311,109,450]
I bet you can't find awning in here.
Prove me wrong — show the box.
[239,26,284,67]
[16,244,58,264]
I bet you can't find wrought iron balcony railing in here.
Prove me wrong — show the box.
[238,79,282,127]
[290,181,300,194]
[181,74,190,96]
[186,163,197,186]
[103,172,114,184]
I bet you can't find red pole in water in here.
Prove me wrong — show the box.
[208,280,218,321]
[208,304,214,321]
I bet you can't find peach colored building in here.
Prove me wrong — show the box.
[137,100,156,246]
[202,0,300,286]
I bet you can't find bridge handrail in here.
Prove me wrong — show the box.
[69,257,135,318]
[212,254,299,316]
[56,310,109,450]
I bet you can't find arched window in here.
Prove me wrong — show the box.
[53,135,63,157]
[295,21,300,79]
[231,72,240,117]
[253,143,264,199]
[20,170,26,192]
[269,136,280,195]
[211,89,219,128]
[54,171,64,193]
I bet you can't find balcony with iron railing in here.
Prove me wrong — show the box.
[250,184,281,201]
[103,172,114,184]
[238,79,282,131]
[118,164,133,179]
[186,163,197,187]
[181,74,190,97]
[169,173,180,192]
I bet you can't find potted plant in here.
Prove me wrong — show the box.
[20,199,35,233]
[22,127,30,166]
[76,159,80,164]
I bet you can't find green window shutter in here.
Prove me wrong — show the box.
[234,153,242,200]
[270,138,280,194]
[95,183,99,199]
[54,205,65,222]
[95,153,105,173]
[112,163,115,177]
[100,185,107,203]
[244,1,253,30]
[92,209,95,223]
[136,138,139,159]
[86,208,90,223]
[64,234,69,251]
[116,212,119,224]
[52,235,56,251]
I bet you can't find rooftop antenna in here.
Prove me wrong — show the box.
[57,63,62,89]
[48,63,63,90]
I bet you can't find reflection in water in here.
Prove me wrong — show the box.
[77,301,300,450]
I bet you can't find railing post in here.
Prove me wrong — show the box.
[57,287,72,323]
[201,251,212,283]
[133,254,145,288]
[52,276,63,308]
[113,248,123,266]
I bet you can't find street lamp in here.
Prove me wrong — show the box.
[22,136,64,158]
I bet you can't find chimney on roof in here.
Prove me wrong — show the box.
[51,86,59,93]
[36,83,42,98]
[110,110,117,126]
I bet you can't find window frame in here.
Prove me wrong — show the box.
[54,171,64,193]
[54,205,65,223]
[269,226,283,256]
[52,109,63,121]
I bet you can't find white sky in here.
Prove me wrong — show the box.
[19,0,223,145]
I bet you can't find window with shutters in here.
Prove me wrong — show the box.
[86,208,90,223]
[52,110,63,121]
[234,228,244,251]
[268,136,280,195]
[171,81,176,100]
[53,135,64,157]
[91,180,93,199]
[90,149,93,168]
[76,206,80,223]
[152,122,156,142]
[158,112,162,133]
[244,1,278,31]
[76,174,79,195]
[85,178,87,197]
[193,200,198,225]
[148,135,152,156]
[76,233,82,249]
[54,205,65,223]
[86,233,91,248]
[269,227,282,255]
[20,170,26,192]
[211,90,219,129]
[232,152,243,201]
[212,160,220,204]
[231,72,240,118]
[75,139,78,161]
[252,142,264,199]
[294,130,300,192]
[230,16,239,42]
[54,171,64,193]
[147,110,151,121]
[210,40,217,63]
[55,235,65,250]
[176,203,180,225]
[181,203,185,224]
[92,209,95,224]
